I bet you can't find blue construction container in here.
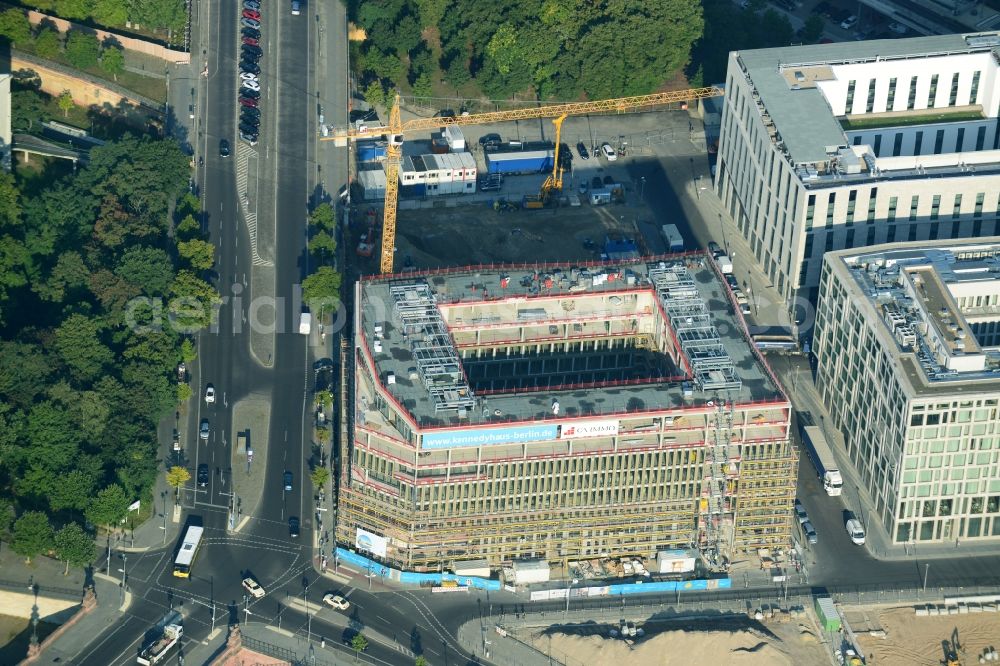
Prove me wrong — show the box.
[356,140,387,163]
[401,183,426,197]
[486,150,553,174]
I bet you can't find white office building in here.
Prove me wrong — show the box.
[813,239,1000,544]
[716,33,1000,316]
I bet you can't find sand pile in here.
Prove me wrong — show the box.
[535,628,794,666]
[857,606,1000,666]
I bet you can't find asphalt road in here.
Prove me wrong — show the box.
[76,1,321,663]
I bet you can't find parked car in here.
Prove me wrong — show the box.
[846,518,866,545]
[197,464,209,487]
[291,0,301,15]
[241,17,260,30]
[200,419,210,440]
[840,15,858,30]
[794,499,808,524]
[241,79,260,92]
[725,273,739,289]
[479,132,501,147]
[323,594,350,610]
[242,576,266,598]
[708,241,723,258]
[242,44,263,58]
[244,0,261,9]
[242,36,259,47]
[240,131,258,146]
[239,122,259,136]
[240,61,261,76]
[803,520,818,544]
[576,142,590,160]
[241,106,261,119]
[240,87,260,99]
[888,21,908,34]
[241,27,261,40]
[240,96,259,108]
[288,516,300,538]
[600,142,617,161]
[283,471,293,491]
[242,9,261,20]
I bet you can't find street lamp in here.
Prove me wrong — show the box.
[564,578,579,618]
[639,176,646,201]
[304,580,312,646]
[118,553,128,605]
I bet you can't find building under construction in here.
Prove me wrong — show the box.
[336,255,796,574]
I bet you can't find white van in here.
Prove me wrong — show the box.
[846,518,866,545]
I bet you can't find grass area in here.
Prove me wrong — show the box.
[841,110,984,130]
[16,42,167,103]
[0,614,60,664]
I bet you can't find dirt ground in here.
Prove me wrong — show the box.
[530,616,830,666]
[355,201,647,273]
[855,606,1000,666]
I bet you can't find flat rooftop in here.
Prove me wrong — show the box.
[735,32,1000,165]
[358,257,784,428]
[833,238,1000,397]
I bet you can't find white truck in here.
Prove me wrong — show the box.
[137,624,183,665]
[802,426,843,496]
[661,224,684,252]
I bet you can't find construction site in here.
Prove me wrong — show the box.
[335,254,797,575]
[327,90,800,577]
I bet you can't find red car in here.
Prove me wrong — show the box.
[239,96,258,108]
[242,36,258,46]
[242,9,260,20]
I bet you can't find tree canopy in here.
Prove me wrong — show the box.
[351,0,704,101]
[0,135,214,541]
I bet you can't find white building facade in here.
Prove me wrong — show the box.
[813,239,1000,545]
[716,33,1000,316]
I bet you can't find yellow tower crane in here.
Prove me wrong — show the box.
[324,86,723,274]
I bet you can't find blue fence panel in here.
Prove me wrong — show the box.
[334,548,501,590]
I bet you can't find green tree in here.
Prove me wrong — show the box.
[115,246,174,296]
[166,465,190,500]
[175,213,201,241]
[177,238,215,271]
[34,27,61,60]
[180,338,197,363]
[311,466,330,489]
[177,382,192,403]
[0,9,31,45]
[351,634,368,662]
[49,468,99,513]
[100,44,125,81]
[12,88,51,131]
[65,30,101,69]
[54,523,95,575]
[801,14,825,43]
[93,0,129,26]
[302,267,342,319]
[56,0,92,21]
[11,511,54,563]
[86,483,130,533]
[56,313,114,382]
[309,202,336,231]
[169,270,220,332]
[414,656,428,666]
[411,71,433,98]
[414,0,448,29]
[57,90,74,118]
[310,231,337,257]
[0,341,50,408]
[0,498,14,539]
[176,191,201,220]
[363,80,385,112]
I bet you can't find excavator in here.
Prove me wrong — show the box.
[522,114,568,209]
[324,86,723,273]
